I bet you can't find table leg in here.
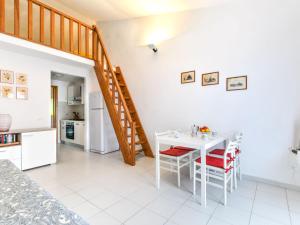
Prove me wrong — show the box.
[201,147,207,207]
[155,138,160,190]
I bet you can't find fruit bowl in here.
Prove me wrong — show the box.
[199,126,210,134]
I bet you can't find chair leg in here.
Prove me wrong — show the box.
[177,158,181,187]
[230,171,233,193]
[238,157,242,180]
[189,153,193,180]
[234,160,237,189]
[223,173,227,206]
[193,163,196,197]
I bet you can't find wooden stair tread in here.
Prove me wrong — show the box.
[130,140,145,146]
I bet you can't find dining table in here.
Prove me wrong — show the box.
[155,130,228,207]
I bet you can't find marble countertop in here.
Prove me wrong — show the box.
[0,160,89,225]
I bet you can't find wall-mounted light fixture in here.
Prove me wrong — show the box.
[148,44,158,53]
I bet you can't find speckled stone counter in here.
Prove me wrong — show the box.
[0,160,89,225]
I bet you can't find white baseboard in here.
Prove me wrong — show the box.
[244,174,300,192]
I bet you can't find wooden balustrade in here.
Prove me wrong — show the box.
[93,26,136,156]
[0,0,94,59]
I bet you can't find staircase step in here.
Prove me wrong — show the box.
[127,124,141,129]
[130,140,145,146]
[109,82,125,87]
[121,110,135,114]
[104,69,120,74]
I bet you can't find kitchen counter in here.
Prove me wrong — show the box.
[0,160,88,225]
[0,127,56,135]
[62,119,85,122]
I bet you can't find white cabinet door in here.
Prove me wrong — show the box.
[21,130,56,170]
[0,146,21,169]
[61,121,66,142]
[74,122,84,146]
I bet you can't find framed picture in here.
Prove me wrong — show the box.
[202,72,219,86]
[1,86,14,98]
[16,73,28,85]
[16,87,28,100]
[226,76,247,91]
[181,71,195,84]
[0,70,14,84]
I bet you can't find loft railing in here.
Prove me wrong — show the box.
[0,0,94,59]
[0,0,136,160]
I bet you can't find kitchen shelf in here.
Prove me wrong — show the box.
[0,142,21,147]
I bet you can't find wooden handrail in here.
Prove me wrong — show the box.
[93,26,133,125]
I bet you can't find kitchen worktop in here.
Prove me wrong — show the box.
[61,119,85,122]
[0,160,88,225]
[0,127,56,135]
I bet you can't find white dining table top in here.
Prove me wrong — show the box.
[155,131,228,150]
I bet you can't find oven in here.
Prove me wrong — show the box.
[66,121,74,140]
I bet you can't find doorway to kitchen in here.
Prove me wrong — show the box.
[50,72,86,151]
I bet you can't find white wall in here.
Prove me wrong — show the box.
[0,46,99,150]
[99,0,300,185]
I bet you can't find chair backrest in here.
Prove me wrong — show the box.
[235,132,243,150]
[224,141,238,168]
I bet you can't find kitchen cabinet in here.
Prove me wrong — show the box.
[67,84,84,105]
[0,145,21,169]
[61,121,66,142]
[60,120,84,146]
[74,122,84,146]
[21,130,56,170]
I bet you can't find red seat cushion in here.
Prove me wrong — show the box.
[160,148,191,157]
[196,156,232,172]
[174,146,195,151]
[210,148,241,158]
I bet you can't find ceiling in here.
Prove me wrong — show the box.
[58,0,229,22]
[51,72,84,83]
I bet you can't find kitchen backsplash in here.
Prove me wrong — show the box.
[58,102,84,120]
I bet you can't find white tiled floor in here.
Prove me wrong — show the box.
[25,144,300,225]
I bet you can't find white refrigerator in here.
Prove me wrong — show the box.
[89,92,119,154]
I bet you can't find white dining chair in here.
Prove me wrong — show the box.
[209,132,243,189]
[155,131,196,187]
[193,141,237,205]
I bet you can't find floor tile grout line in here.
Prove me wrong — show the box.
[286,188,293,225]
[204,200,221,225]
[247,182,258,225]
[121,191,163,225]
[162,196,191,225]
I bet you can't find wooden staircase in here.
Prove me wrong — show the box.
[0,0,153,166]
[93,27,153,165]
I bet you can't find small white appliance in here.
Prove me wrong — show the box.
[89,92,119,154]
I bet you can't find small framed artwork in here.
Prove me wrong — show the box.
[226,76,247,91]
[16,73,28,85]
[0,70,14,84]
[181,71,195,84]
[1,86,14,98]
[16,87,28,100]
[202,72,219,86]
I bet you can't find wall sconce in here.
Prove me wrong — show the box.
[148,44,158,53]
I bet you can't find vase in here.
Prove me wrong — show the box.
[0,114,12,132]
